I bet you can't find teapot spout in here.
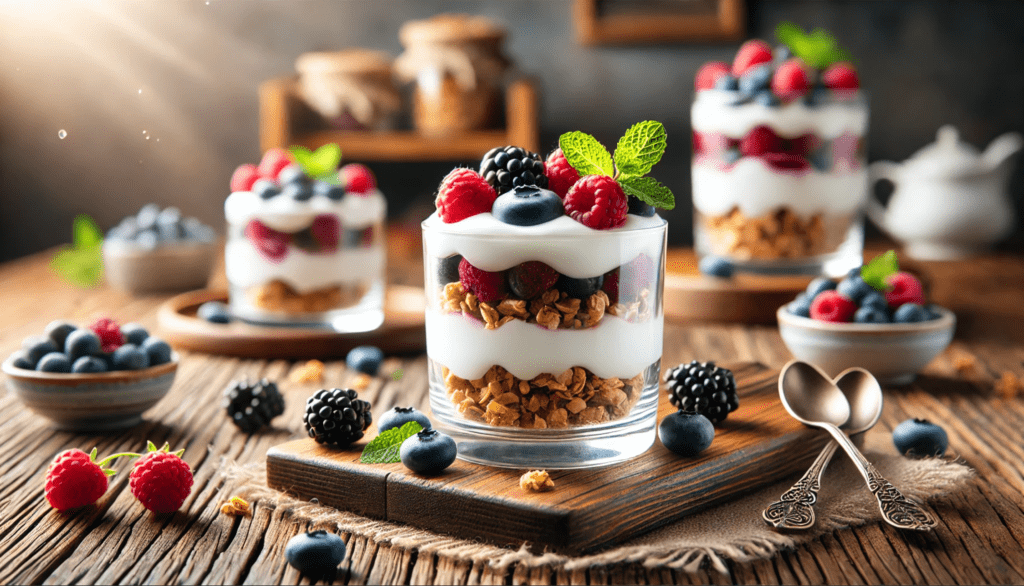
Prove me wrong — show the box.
[983,131,1023,170]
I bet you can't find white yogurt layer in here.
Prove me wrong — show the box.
[225,189,386,233]
[225,238,385,293]
[422,212,666,278]
[692,158,868,218]
[691,90,868,139]
[425,309,662,380]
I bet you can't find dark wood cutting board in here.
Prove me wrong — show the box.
[265,363,827,554]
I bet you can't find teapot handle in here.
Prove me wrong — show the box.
[866,161,902,236]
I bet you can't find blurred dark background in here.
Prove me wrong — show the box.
[1,0,1022,263]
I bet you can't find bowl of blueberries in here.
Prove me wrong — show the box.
[2,318,177,430]
[103,204,218,294]
[776,252,955,385]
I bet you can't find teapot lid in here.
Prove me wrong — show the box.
[906,125,984,177]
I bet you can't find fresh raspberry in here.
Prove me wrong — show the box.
[784,134,819,156]
[740,126,783,157]
[763,153,810,174]
[230,164,261,192]
[458,258,506,303]
[435,168,497,223]
[810,290,857,323]
[771,58,810,101]
[732,39,773,76]
[90,318,124,353]
[695,61,730,90]
[563,175,628,230]
[44,449,109,511]
[884,271,925,308]
[129,442,193,514]
[544,149,580,199]
[692,131,705,157]
[257,148,293,180]
[601,269,620,304]
[245,220,290,263]
[822,62,860,94]
[507,261,560,299]
[310,214,340,252]
[340,163,376,194]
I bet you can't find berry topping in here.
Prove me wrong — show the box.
[556,274,603,299]
[252,179,282,200]
[739,126,784,157]
[313,180,345,201]
[340,163,376,194]
[771,58,810,101]
[303,388,373,447]
[695,61,730,90]
[479,146,548,194]
[257,148,293,180]
[437,254,463,285]
[507,261,560,299]
[738,64,773,96]
[544,148,580,199]
[810,290,857,323]
[277,164,310,186]
[659,411,715,457]
[245,220,290,263]
[732,39,773,76]
[458,258,507,303]
[378,406,432,433]
[89,318,125,353]
[563,175,628,230]
[346,345,384,376]
[129,442,193,513]
[884,271,925,308]
[491,186,564,226]
[892,418,948,458]
[435,168,498,224]
[627,195,656,217]
[310,214,340,251]
[663,360,739,425]
[400,428,458,475]
[230,164,261,193]
[822,61,860,93]
[223,379,285,433]
[45,448,130,511]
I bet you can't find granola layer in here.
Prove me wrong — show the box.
[249,279,369,313]
[701,206,854,260]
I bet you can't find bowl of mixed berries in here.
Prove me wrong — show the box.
[2,318,177,430]
[776,251,955,384]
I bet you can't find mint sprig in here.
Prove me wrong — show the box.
[359,421,424,464]
[558,120,675,211]
[288,144,342,181]
[861,250,899,291]
[775,22,852,70]
[51,214,104,288]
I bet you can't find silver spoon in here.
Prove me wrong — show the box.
[763,367,881,530]
[777,360,937,531]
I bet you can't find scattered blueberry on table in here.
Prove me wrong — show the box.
[377,406,432,433]
[345,345,384,376]
[285,530,346,579]
[893,418,948,458]
[698,256,734,278]
[197,301,233,324]
[659,411,715,457]
[400,428,458,475]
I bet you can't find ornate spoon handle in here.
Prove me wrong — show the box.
[763,441,839,530]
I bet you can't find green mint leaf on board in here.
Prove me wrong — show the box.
[559,131,614,177]
[618,176,675,210]
[861,249,899,291]
[359,421,424,464]
[613,121,667,179]
[775,22,851,70]
[288,144,342,179]
[73,214,103,250]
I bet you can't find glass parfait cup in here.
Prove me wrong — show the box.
[422,216,667,469]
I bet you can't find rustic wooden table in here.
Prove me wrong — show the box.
[2,229,1024,585]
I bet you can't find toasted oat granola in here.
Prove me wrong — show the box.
[520,470,554,492]
[289,359,325,383]
[250,279,368,313]
[702,206,851,260]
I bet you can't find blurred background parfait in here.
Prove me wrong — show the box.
[0,0,1022,263]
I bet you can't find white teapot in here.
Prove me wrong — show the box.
[867,125,1021,260]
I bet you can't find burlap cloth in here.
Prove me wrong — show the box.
[226,432,971,574]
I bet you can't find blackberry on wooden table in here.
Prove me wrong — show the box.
[304,388,372,447]
[223,379,286,433]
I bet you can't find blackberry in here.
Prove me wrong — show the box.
[223,378,286,433]
[664,360,739,425]
[479,146,548,194]
[304,388,372,447]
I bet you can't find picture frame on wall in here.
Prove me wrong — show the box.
[573,0,745,45]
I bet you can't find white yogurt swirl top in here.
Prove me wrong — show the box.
[692,90,868,139]
[225,189,386,233]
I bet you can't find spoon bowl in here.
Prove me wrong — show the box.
[834,367,883,434]
[779,361,850,428]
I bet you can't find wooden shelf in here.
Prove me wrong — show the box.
[259,77,540,162]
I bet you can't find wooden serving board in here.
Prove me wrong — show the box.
[266,363,828,554]
[156,286,425,358]
[664,248,813,324]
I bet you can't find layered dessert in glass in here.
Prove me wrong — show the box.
[423,127,672,468]
[691,34,868,276]
[225,148,386,331]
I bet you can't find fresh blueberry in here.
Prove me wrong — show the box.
[313,180,345,201]
[346,345,384,376]
[715,74,739,91]
[10,350,35,370]
[45,321,78,350]
[739,65,773,94]
[141,337,173,366]
[37,352,72,373]
[892,418,948,458]
[158,221,185,242]
[437,255,463,285]
[197,301,232,324]
[72,356,108,374]
[377,406,432,433]
[774,45,792,61]
[627,196,656,217]
[281,182,314,202]
[491,186,563,226]
[853,306,889,323]
[65,329,101,361]
[722,148,742,165]
[836,276,874,303]
[556,274,603,299]
[23,336,58,365]
[277,164,310,186]
[924,303,945,320]
[754,89,780,107]
[893,303,928,323]
[135,230,160,250]
[120,323,150,346]
[112,344,149,371]
[803,86,831,107]
[808,146,831,171]
[182,217,216,243]
[699,256,734,278]
[659,411,715,457]
[805,277,837,300]
[846,266,863,280]
[136,204,161,230]
[860,291,889,312]
[787,293,812,318]
[252,179,282,200]
[285,530,346,577]
[156,206,182,227]
[400,428,458,475]
[110,217,138,241]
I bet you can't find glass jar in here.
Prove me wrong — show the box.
[224,189,387,332]
[422,215,667,469]
[295,49,402,131]
[691,90,868,276]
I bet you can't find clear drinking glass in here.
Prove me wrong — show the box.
[691,91,869,276]
[422,217,667,469]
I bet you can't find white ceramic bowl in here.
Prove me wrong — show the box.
[776,306,955,385]
[2,355,178,430]
[103,240,217,294]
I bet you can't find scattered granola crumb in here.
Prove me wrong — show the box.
[995,371,1023,400]
[220,496,251,516]
[352,372,373,391]
[520,470,554,492]
[289,360,325,383]
[953,354,978,376]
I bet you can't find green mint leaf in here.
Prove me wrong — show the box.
[861,250,899,291]
[73,214,103,250]
[618,176,675,210]
[776,22,850,69]
[51,246,103,288]
[289,144,342,180]
[559,131,613,177]
[359,421,424,464]
[613,121,667,179]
